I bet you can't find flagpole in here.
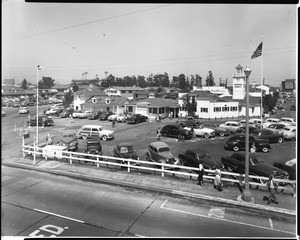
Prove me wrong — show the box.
[261,36,264,123]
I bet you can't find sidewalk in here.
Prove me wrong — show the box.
[3,154,296,220]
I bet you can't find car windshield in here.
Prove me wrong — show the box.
[158,147,170,153]
[88,142,100,147]
[283,127,291,131]
[119,146,135,153]
[250,157,262,165]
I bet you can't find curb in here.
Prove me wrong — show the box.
[3,161,296,219]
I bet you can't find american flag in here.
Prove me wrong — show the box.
[251,42,263,59]
[37,65,43,70]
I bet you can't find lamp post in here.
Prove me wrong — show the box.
[242,64,253,202]
[34,65,42,164]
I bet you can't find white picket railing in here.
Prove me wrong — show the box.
[22,144,296,193]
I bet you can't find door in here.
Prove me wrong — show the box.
[91,128,99,138]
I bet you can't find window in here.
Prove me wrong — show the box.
[129,90,132,93]
[92,98,97,103]
[121,90,126,93]
[214,107,221,112]
[230,106,237,111]
[222,106,229,111]
[149,108,152,113]
[91,128,99,132]
[201,108,208,113]
[153,108,157,114]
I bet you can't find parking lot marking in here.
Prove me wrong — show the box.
[269,218,273,229]
[160,199,294,235]
[34,208,85,223]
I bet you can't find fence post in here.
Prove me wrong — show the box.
[28,115,31,128]
[162,163,164,177]
[190,169,192,179]
[69,153,72,164]
[96,156,100,168]
[127,160,130,173]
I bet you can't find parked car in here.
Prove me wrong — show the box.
[98,111,114,121]
[113,143,140,168]
[235,126,257,134]
[20,101,28,107]
[78,110,94,119]
[27,101,35,106]
[88,111,103,120]
[77,125,114,141]
[221,152,289,184]
[239,119,257,127]
[107,113,118,121]
[184,125,215,138]
[85,138,102,155]
[178,149,224,172]
[116,113,127,122]
[60,133,78,151]
[266,123,290,134]
[161,124,193,139]
[72,110,84,118]
[146,142,180,168]
[28,116,54,127]
[224,133,271,153]
[12,102,20,108]
[19,106,30,114]
[278,126,296,140]
[203,123,231,137]
[127,114,148,124]
[219,121,242,134]
[279,117,296,126]
[45,108,59,115]
[2,110,7,117]
[273,158,296,180]
[251,129,284,143]
[59,109,74,118]
[261,118,281,129]
[177,116,202,127]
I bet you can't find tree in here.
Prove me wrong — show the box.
[182,94,197,116]
[205,71,215,86]
[72,83,79,92]
[263,92,279,112]
[21,79,28,90]
[38,76,55,89]
[178,74,187,90]
[63,91,73,107]
[137,75,147,88]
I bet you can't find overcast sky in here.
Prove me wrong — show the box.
[2,2,297,87]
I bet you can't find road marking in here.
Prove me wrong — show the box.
[34,208,85,223]
[208,207,225,219]
[135,234,146,237]
[160,199,294,235]
[269,218,273,229]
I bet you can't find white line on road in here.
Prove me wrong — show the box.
[134,234,146,237]
[269,218,273,229]
[160,199,294,235]
[34,208,85,223]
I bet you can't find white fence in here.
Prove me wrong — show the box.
[22,144,296,194]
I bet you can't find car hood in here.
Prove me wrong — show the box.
[159,151,174,160]
[101,130,114,134]
[255,162,287,177]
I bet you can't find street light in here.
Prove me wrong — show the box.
[241,64,253,202]
[34,65,42,164]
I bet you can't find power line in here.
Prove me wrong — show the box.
[3,4,173,42]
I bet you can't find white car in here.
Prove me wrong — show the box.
[219,121,242,134]
[45,108,58,115]
[116,114,126,122]
[184,125,215,138]
[19,107,30,114]
[278,126,296,140]
[261,118,281,129]
[107,113,118,121]
[280,117,296,126]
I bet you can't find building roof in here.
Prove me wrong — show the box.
[221,95,261,106]
[75,87,106,97]
[108,86,145,91]
[51,84,71,90]
[133,98,179,108]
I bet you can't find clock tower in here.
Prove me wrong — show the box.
[232,64,246,100]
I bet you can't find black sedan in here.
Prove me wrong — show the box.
[99,111,113,120]
[113,143,140,168]
[88,111,103,120]
[127,114,148,124]
[178,149,224,173]
[251,129,284,143]
[235,126,257,134]
[161,124,193,139]
[28,116,54,127]
[221,152,289,184]
[274,158,296,180]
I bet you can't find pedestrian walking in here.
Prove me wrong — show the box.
[46,133,52,145]
[190,126,196,139]
[197,161,204,186]
[69,114,74,123]
[213,168,223,191]
[157,127,161,140]
[112,118,116,128]
[266,175,279,205]
[169,112,172,121]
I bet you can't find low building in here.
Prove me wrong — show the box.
[281,79,295,92]
[104,86,146,99]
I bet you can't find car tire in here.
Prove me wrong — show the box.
[219,132,225,137]
[278,137,283,143]
[233,146,239,152]
[204,133,209,139]
[262,147,269,153]
[102,135,108,141]
[195,122,200,127]
[82,135,88,140]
